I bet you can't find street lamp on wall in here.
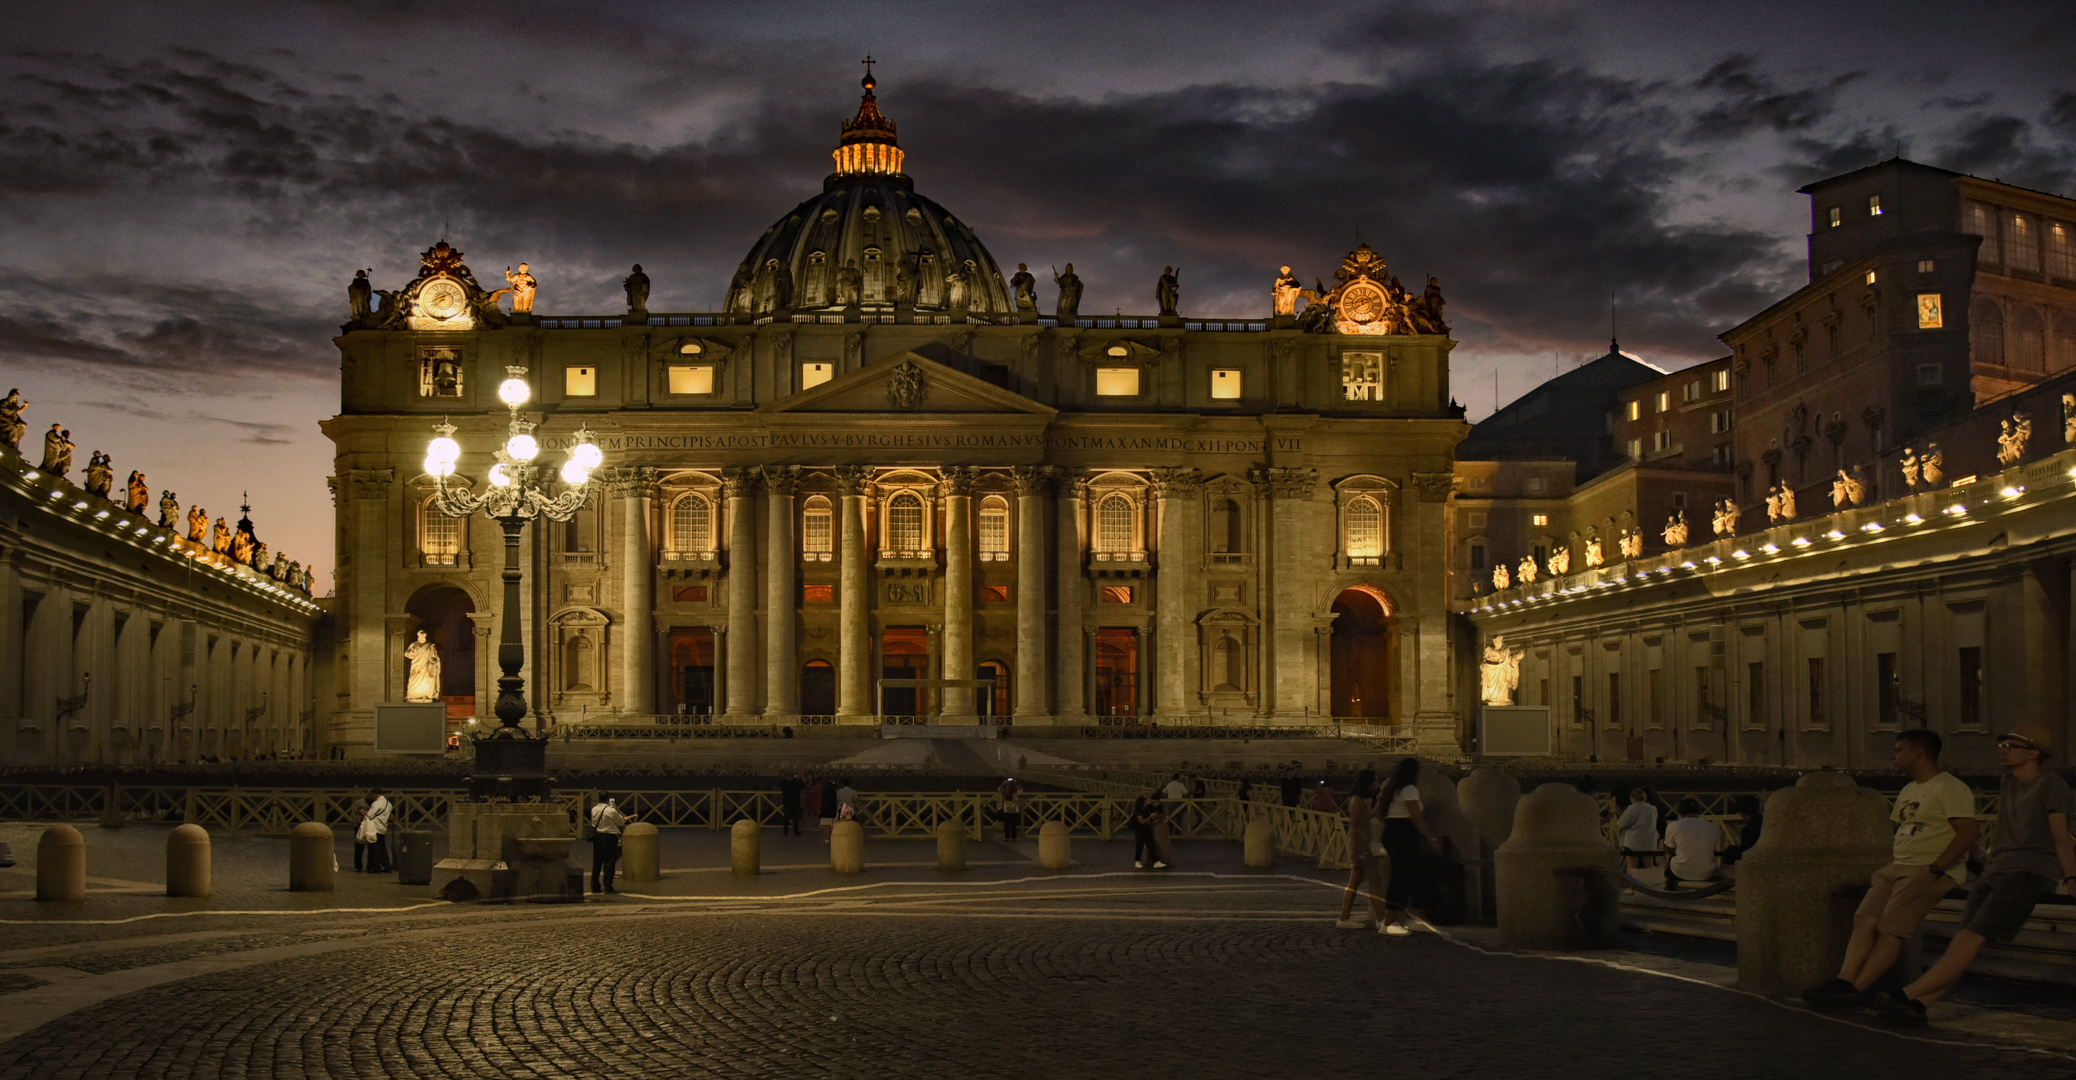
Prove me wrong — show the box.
[425,365,603,742]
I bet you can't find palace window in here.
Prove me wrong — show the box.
[2050,222,2075,280]
[1959,646,1985,728]
[1868,195,1882,216]
[978,495,1010,560]
[669,493,713,554]
[1210,369,1242,399]
[1095,493,1136,553]
[1341,351,1383,401]
[1656,391,1670,413]
[1095,368,1140,396]
[1626,400,1641,421]
[668,365,714,395]
[1532,514,1549,527]
[1343,496,1382,562]
[1828,206,1841,228]
[1711,369,1730,393]
[802,495,833,557]
[565,366,597,397]
[2008,213,2039,272]
[1918,259,1936,274]
[1865,270,1877,285]
[419,495,461,566]
[887,491,926,554]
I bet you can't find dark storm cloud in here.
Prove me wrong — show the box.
[1930,110,2076,194]
[1688,55,1863,141]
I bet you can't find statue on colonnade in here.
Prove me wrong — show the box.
[0,389,24,450]
[1479,635,1523,706]
[405,629,442,703]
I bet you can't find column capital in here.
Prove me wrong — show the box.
[720,466,761,498]
[938,465,977,496]
[759,464,802,496]
[1249,466,1316,501]
[601,465,660,499]
[1150,467,1202,497]
[1411,471,1455,502]
[1011,465,1055,497]
[344,468,395,501]
[833,464,874,496]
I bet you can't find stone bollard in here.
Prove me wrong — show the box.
[1037,821,1071,870]
[35,825,86,902]
[166,823,211,898]
[1494,783,1620,949]
[1411,761,1482,924]
[730,819,761,877]
[1459,769,1522,919]
[620,822,660,884]
[936,819,967,872]
[1243,818,1276,869]
[830,820,864,874]
[1735,773,1892,997]
[289,821,336,892]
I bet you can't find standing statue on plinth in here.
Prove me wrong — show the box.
[250,540,268,570]
[771,259,795,310]
[347,269,372,322]
[187,504,208,543]
[1480,635,1523,706]
[623,264,650,313]
[1712,499,1739,537]
[124,471,149,514]
[1517,555,1538,584]
[503,263,537,313]
[39,424,72,476]
[1548,545,1571,575]
[1662,511,1688,547]
[1997,413,2031,466]
[84,450,113,497]
[1491,563,1510,590]
[159,490,180,529]
[943,267,967,311]
[1922,443,1944,486]
[211,517,232,556]
[232,528,256,566]
[1901,447,1921,490]
[1155,266,1180,316]
[405,629,442,703]
[0,388,24,451]
[1053,263,1082,321]
[1272,265,1304,316]
[1010,263,1037,313]
[892,253,919,307]
[836,259,863,308]
[1583,536,1604,568]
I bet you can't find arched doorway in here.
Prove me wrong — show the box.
[800,659,835,717]
[880,628,928,716]
[405,584,477,718]
[1329,587,1392,721]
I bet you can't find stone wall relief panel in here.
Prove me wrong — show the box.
[1197,609,1258,706]
[548,606,612,709]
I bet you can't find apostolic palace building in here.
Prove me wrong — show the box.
[320,73,1471,756]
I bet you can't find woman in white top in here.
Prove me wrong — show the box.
[1615,788,1661,869]
[1379,757,1446,935]
[1336,770,1390,931]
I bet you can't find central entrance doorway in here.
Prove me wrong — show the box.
[1094,628,1140,719]
[666,628,715,716]
[880,627,929,716]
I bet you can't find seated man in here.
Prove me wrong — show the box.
[1661,798,1722,889]
[1720,795,1763,865]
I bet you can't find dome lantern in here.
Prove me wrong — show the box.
[834,57,904,178]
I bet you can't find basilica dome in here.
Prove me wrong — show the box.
[721,72,1014,320]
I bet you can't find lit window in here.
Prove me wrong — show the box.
[1869,195,1883,216]
[1829,206,1842,228]
[1917,363,1942,386]
[1341,351,1383,401]
[1918,259,1935,274]
[801,362,834,389]
[668,365,714,395]
[1656,391,1670,413]
[2049,222,2075,279]
[1532,514,1550,527]
[565,366,597,396]
[678,341,703,355]
[1865,270,1878,285]
[1344,496,1382,559]
[887,491,925,552]
[420,497,460,565]
[1626,400,1641,421]
[1711,370,1730,393]
[1095,368,1140,396]
[1968,202,1999,262]
[1210,369,1242,400]
[671,493,712,553]
[1095,493,1135,552]
[1917,293,1943,330]
[2008,213,2039,271]
[978,496,1010,557]
[801,495,832,555]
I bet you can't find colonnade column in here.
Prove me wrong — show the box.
[1012,466,1052,718]
[1055,474,1087,722]
[940,467,975,718]
[1152,468,1202,719]
[762,465,801,718]
[835,465,873,720]
[613,467,657,716]
[721,468,760,718]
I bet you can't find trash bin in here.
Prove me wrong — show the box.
[396,830,436,885]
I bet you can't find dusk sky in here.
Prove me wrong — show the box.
[4,0,2072,591]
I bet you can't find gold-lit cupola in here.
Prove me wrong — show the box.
[833,60,904,178]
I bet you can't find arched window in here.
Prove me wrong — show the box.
[978,496,1010,560]
[1095,493,1136,553]
[887,491,925,553]
[1344,496,1383,560]
[1972,297,2005,366]
[2011,306,2047,371]
[2053,313,2076,372]
[670,493,712,554]
[802,495,833,557]
[420,495,460,566]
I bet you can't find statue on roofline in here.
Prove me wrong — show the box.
[159,490,180,529]
[83,450,114,498]
[187,504,209,544]
[1922,443,1944,486]
[1272,265,1304,316]
[125,471,149,514]
[40,424,72,476]
[1156,266,1179,317]
[836,259,863,308]
[347,269,372,322]
[1009,263,1036,313]
[0,388,25,451]
[623,264,650,313]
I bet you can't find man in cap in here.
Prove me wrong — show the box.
[1877,722,2075,1026]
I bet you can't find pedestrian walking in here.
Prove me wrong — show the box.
[589,794,636,894]
[359,789,393,873]
[1616,789,1660,870]
[1336,768,1389,931]
[1279,766,1301,808]
[1661,798,1723,890]
[1132,794,1167,869]
[1803,729,1978,1009]
[348,791,371,872]
[779,772,805,836]
[996,778,1024,840]
[802,772,824,836]
[1378,757,1444,934]
[1876,723,2075,1026]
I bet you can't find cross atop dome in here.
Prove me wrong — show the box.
[835,59,904,177]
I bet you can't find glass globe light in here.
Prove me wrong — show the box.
[498,377,531,407]
[488,463,513,487]
[505,432,539,461]
[427,436,461,465]
[560,460,591,485]
[423,455,455,479]
[571,440,603,470]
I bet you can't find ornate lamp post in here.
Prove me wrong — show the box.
[424,365,603,795]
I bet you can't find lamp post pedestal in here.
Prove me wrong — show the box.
[469,515,552,801]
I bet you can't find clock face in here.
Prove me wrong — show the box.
[1336,281,1390,335]
[420,279,468,321]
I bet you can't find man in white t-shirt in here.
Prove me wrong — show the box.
[1661,798,1722,889]
[1804,729,1977,1009]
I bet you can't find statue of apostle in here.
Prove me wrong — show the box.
[347,269,373,322]
[0,388,25,451]
[1009,263,1037,313]
[835,259,863,308]
[125,471,149,514]
[405,630,442,703]
[187,503,209,543]
[503,263,537,313]
[83,451,114,498]
[770,259,795,310]
[39,424,72,476]
[1271,266,1304,316]
[943,267,967,311]
[623,264,650,313]
[232,526,256,566]
[1156,266,1180,316]
[211,517,232,556]
[1053,263,1083,321]
[159,489,180,529]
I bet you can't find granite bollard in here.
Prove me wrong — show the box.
[830,820,864,873]
[166,823,211,897]
[936,819,967,871]
[1243,818,1276,868]
[1735,773,1892,996]
[731,819,761,876]
[619,822,659,884]
[289,821,336,892]
[35,824,85,902]
[1459,768,1522,916]
[1494,783,1619,949]
[1038,821,1071,869]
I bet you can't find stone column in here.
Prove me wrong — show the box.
[1152,468,1202,718]
[762,465,801,719]
[940,467,976,718]
[612,467,657,715]
[1410,471,1459,753]
[1254,467,1317,720]
[1012,466,1053,718]
[346,470,394,748]
[721,468,760,718]
[1055,475,1087,722]
[835,465,873,720]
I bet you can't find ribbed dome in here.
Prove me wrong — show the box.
[721,73,1013,320]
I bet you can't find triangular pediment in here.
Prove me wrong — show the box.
[761,352,1056,417]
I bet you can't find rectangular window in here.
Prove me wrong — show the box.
[1918,259,1935,274]
[1710,410,1731,433]
[1747,661,1766,727]
[1469,542,1487,572]
[1100,585,1134,604]
[1626,438,1642,459]
[1656,391,1671,413]
[1869,195,1883,216]
[1524,478,1546,494]
[1712,444,1732,466]
[800,361,834,389]
[2050,222,2075,280]
[1467,512,1488,528]
[1711,370,1730,393]
[1607,673,1621,729]
[1916,293,1943,329]
[1626,400,1641,421]
[978,504,1009,556]
[672,585,709,603]
[978,584,1010,603]
[565,366,597,396]
[1865,270,1878,285]
[802,505,832,554]
[1652,430,1672,452]
[1648,668,1664,730]
[803,584,835,604]
[1807,657,1826,729]
[1684,379,1701,402]
[1572,675,1584,726]
[1917,363,1942,386]
[1340,352,1383,401]
[421,506,459,564]
[1958,646,1984,728]
[668,364,715,395]
[1969,202,1999,262]
[1876,651,1898,728]
[1672,492,1687,509]
[1210,369,1242,399]
[1829,206,1842,228]
[2008,213,2039,272]
[1532,514,1549,527]
[1095,368,1141,396]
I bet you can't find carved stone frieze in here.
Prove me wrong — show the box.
[1011,464,1055,497]
[1150,466,1202,497]
[833,464,873,496]
[720,466,761,498]
[1411,471,1454,502]
[938,464,976,496]
[760,464,802,496]
[1250,466,1316,500]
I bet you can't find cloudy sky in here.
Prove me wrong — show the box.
[4,0,2073,589]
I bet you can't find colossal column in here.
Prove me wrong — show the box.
[762,465,802,718]
[1151,468,1202,719]
[1011,466,1052,718]
[1054,473,1087,722]
[834,465,873,720]
[939,466,976,718]
[612,466,657,715]
[721,467,760,718]
[1255,467,1318,720]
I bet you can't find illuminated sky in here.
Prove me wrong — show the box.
[3,0,2072,589]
